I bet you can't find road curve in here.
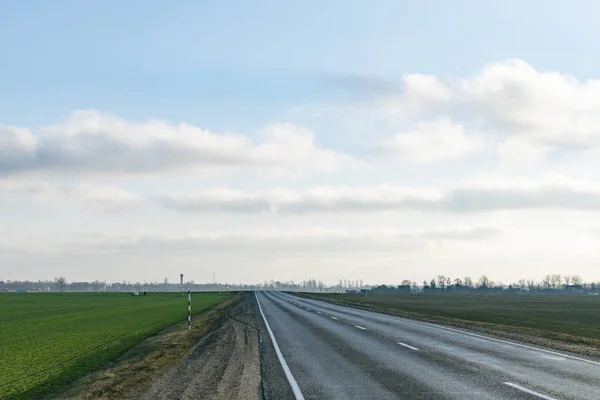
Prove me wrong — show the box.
[255,291,600,400]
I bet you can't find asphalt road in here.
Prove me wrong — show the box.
[255,291,600,400]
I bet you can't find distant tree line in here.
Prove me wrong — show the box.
[2,273,599,294]
[0,277,332,293]
[368,274,598,295]
[0,277,261,293]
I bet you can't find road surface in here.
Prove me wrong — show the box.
[255,291,600,400]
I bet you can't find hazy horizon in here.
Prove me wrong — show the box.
[3,1,600,284]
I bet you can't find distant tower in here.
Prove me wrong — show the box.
[180,274,184,296]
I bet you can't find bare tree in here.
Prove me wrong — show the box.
[411,281,419,292]
[54,277,68,292]
[517,279,526,291]
[401,280,412,287]
[550,274,562,290]
[454,278,463,286]
[542,274,552,289]
[478,275,490,288]
[563,275,571,287]
[463,277,474,288]
[436,275,446,290]
[571,275,583,286]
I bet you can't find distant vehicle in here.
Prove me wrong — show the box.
[132,291,139,296]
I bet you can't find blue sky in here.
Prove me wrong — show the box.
[3,1,600,284]
[3,0,600,128]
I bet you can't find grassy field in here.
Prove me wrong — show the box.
[306,293,600,345]
[0,292,230,399]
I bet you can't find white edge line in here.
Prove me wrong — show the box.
[330,316,338,320]
[398,342,419,351]
[354,325,367,330]
[255,292,305,400]
[503,382,557,400]
[415,320,600,366]
[304,297,600,367]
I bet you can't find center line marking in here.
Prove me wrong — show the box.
[354,325,367,330]
[330,316,338,320]
[503,382,557,400]
[398,342,419,351]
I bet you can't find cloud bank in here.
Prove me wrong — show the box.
[0,111,356,177]
[154,180,600,214]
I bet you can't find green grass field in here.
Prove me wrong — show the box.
[0,292,229,399]
[307,293,600,344]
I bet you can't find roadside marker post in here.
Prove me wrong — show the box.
[187,290,191,330]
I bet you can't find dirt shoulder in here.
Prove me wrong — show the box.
[56,294,241,400]
[298,294,600,361]
[143,292,261,400]
[58,292,294,400]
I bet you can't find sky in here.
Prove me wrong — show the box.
[2,0,600,285]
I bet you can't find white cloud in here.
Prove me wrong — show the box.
[0,125,38,173]
[398,60,600,150]
[70,225,499,255]
[154,186,440,214]
[443,178,600,212]
[0,181,141,212]
[153,188,271,214]
[0,110,357,177]
[152,179,600,214]
[418,226,501,241]
[270,186,440,213]
[383,118,482,162]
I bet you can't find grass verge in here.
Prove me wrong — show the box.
[0,292,234,399]
[55,293,241,400]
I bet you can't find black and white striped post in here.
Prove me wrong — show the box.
[187,290,191,330]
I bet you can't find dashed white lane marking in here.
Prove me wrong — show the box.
[306,308,311,311]
[503,382,557,400]
[317,311,322,314]
[398,342,419,351]
[330,316,338,320]
[255,292,305,400]
[354,325,367,330]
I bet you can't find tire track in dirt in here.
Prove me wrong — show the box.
[144,294,261,400]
